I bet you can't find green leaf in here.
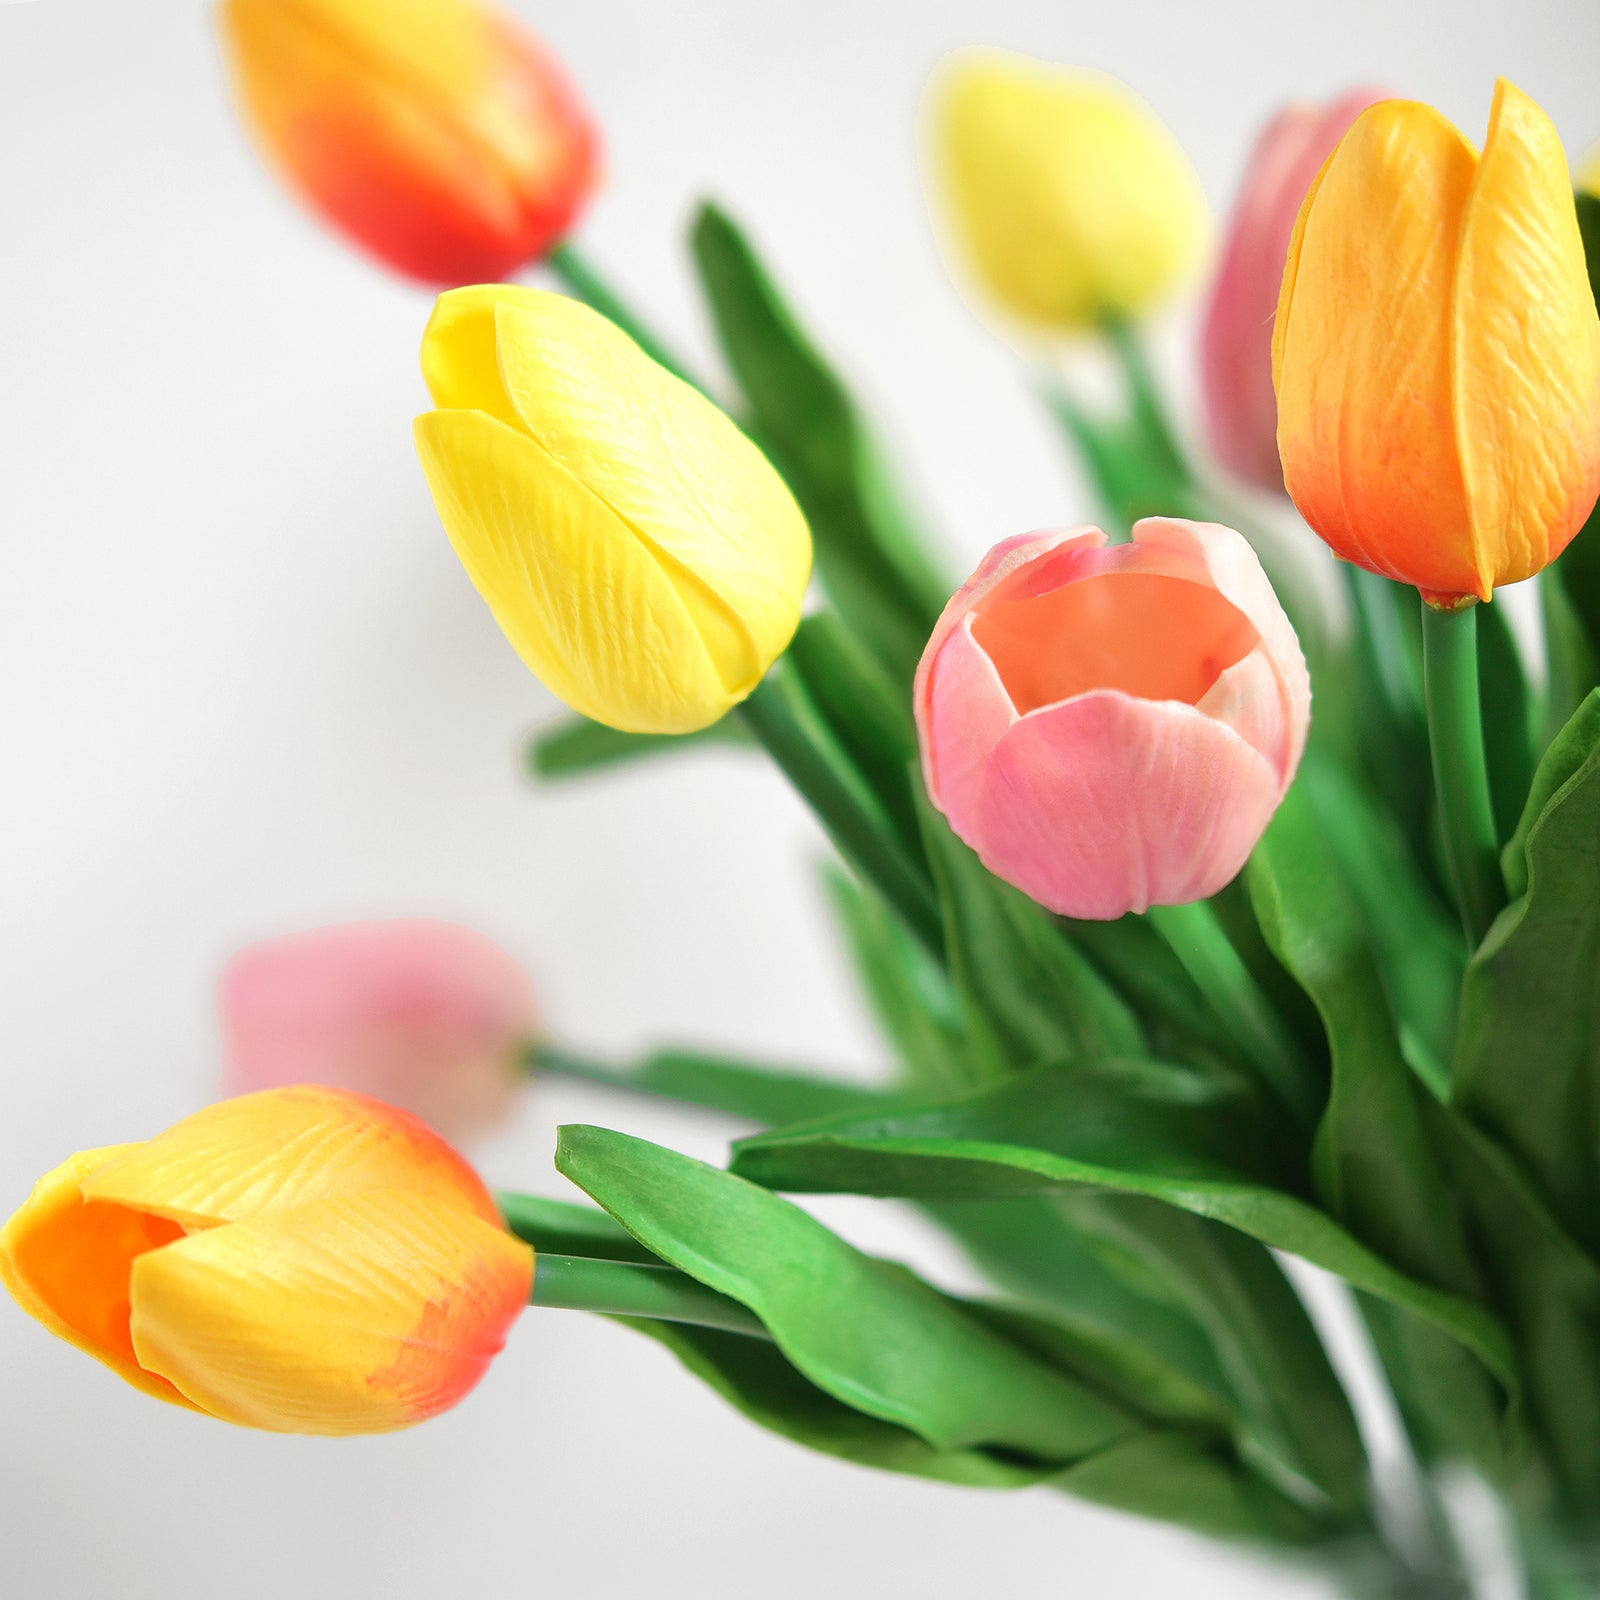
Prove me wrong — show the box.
[497,1192,665,1264]
[1298,747,1464,1096]
[728,1065,1518,1442]
[556,1123,1134,1462]
[534,1043,889,1128]
[690,202,949,684]
[527,714,749,779]
[1246,780,1482,1300]
[915,789,1147,1073]
[1453,690,1600,1259]
[1477,596,1536,846]
[558,1123,1335,1543]
[821,865,971,1095]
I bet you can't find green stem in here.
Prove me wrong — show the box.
[547,241,701,388]
[1419,600,1505,947]
[1146,900,1319,1129]
[738,666,945,959]
[528,1252,770,1340]
[1102,317,1191,483]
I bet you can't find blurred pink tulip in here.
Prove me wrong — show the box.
[220,921,534,1145]
[915,518,1310,920]
[1200,89,1388,491]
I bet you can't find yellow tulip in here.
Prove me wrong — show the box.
[414,287,813,733]
[1274,80,1600,605]
[0,1088,533,1434]
[927,50,1209,330]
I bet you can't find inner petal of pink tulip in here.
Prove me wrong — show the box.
[971,571,1261,715]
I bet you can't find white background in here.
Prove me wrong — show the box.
[2,2,1595,1596]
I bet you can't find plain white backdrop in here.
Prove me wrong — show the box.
[3,1,1597,1595]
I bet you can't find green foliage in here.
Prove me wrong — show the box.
[527,713,749,779]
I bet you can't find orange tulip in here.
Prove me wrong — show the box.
[0,1087,532,1433]
[219,0,601,285]
[1274,80,1600,605]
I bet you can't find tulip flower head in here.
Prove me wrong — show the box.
[927,50,1208,331]
[219,0,601,284]
[1275,80,1600,605]
[415,286,813,734]
[1201,89,1385,492]
[0,1088,532,1434]
[220,920,534,1147]
[916,519,1309,920]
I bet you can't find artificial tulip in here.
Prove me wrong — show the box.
[219,0,601,284]
[0,1088,532,1434]
[220,920,534,1146]
[927,50,1208,330]
[414,286,813,734]
[1201,90,1385,491]
[1274,80,1600,604]
[915,518,1309,920]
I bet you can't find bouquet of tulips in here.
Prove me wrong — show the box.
[11,3,1600,1596]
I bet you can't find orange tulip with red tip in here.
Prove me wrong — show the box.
[0,1087,532,1434]
[219,0,602,285]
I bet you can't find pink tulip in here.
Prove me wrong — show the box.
[915,518,1310,920]
[220,921,534,1145]
[1200,89,1388,491]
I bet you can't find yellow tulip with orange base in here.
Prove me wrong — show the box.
[1274,80,1600,606]
[0,1087,532,1434]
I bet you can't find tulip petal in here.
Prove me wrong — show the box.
[420,285,541,423]
[920,616,1017,823]
[414,407,733,733]
[0,1146,199,1409]
[1453,80,1600,594]
[129,1192,533,1434]
[973,695,1281,920]
[488,291,812,688]
[81,1086,500,1230]
[1274,101,1482,596]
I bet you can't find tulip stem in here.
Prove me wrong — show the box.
[529,1252,770,1340]
[1420,600,1506,947]
[1146,899,1319,1129]
[547,242,701,390]
[1102,317,1190,486]
[737,666,946,959]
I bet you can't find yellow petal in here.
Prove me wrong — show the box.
[129,1191,533,1434]
[1452,80,1600,593]
[930,51,1209,329]
[414,406,738,733]
[81,1086,501,1231]
[489,291,811,691]
[1273,99,1482,596]
[420,284,542,424]
[0,1146,200,1410]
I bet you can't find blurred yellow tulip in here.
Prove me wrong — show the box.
[927,50,1208,330]
[0,1088,532,1434]
[1275,81,1600,604]
[1579,144,1600,196]
[415,287,813,733]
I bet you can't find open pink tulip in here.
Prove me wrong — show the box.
[915,518,1310,920]
[1200,89,1387,491]
[220,921,534,1146]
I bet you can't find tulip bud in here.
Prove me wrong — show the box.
[220,921,534,1146]
[1200,90,1385,492]
[219,0,601,285]
[414,286,813,734]
[926,50,1208,330]
[1275,80,1600,605]
[0,1088,532,1433]
[915,518,1309,920]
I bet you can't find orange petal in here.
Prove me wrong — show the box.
[129,1191,533,1434]
[1275,100,1482,596]
[0,1146,199,1410]
[80,1086,501,1231]
[1452,80,1600,593]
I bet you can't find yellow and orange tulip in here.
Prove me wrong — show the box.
[0,1087,532,1434]
[219,0,601,285]
[1274,80,1600,605]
